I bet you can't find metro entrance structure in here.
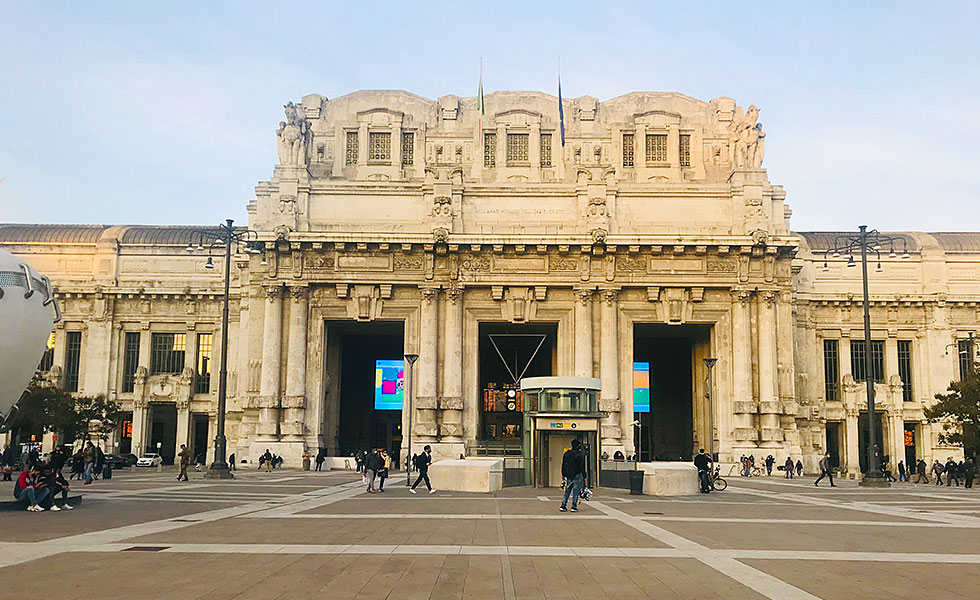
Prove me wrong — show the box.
[3,89,976,481]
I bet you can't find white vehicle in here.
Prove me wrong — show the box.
[136,453,163,467]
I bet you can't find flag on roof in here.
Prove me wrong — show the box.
[558,66,565,147]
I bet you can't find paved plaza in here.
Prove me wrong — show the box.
[2,468,979,600]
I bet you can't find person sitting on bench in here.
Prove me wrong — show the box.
[14,466,51,512]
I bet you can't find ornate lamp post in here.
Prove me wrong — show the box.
[403,353,419,486]
[822,226,911,487]
[186,219,262,479]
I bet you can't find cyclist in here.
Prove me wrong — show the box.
[694,448,712,493]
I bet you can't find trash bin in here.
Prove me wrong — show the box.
[302,456,311,471]
[629,469,644,495]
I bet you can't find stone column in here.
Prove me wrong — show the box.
[496,124,506,168]
[758,291,781,447]
[176,398,190,453]
[440,286,463,442]
[844,411,861,478]
[414,287,440,446]
[283,285,309,442]
[131,367,148,456]
[574,289,594,377]
[731,289,757,448]
[599,289,621,449]
[257,284,283,441]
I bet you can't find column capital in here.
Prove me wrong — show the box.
[762,290,779,306]
[575,288,595,304]
[288,285,309,301]
[446,283,463,304]
[419,286,439,304]
[730,287,753,304]
[600,288,620,305]
[263,284,283,300]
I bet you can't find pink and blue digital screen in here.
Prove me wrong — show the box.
[374,359,405,410]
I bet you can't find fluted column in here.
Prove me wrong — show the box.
[414,287,439,443]
[758,291,781,447]
[440,285,463,440]
[731,289,757,448]
[599,289,621,448]
[574,289,594,377]
[257,284,283,441]
[283,285,308,441]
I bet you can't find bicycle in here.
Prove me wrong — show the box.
[710,466,727,491]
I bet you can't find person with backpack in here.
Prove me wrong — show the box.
[378,450,390,492]
[410,445,435,494]
[559,439,587,512]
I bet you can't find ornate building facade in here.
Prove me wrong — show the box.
[2,89,977,476]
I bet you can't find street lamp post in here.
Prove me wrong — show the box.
[703,358,718,461]
[403,353,419,486]
[823,226,911,487]
[186,219,262,480]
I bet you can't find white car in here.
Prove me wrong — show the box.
[136,453,163,467]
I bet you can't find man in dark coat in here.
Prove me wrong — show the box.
[559,439,587,511]
[694,449,712,493]
[814,452,836,487]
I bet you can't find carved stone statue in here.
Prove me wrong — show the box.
[276,102,310,166]
[732,105,765,169]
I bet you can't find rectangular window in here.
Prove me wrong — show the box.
[959,339,974,380]
[150,333,186,375]
[622,133,634,167]
[65,331,82,392]
[195,333,213,394]
[401,132,414,165]
[38,332,55,372]
[540,133,552,166]
[645,134,668,163]
[121,332,140,393]
[368,131,391,163]
[483,132,496,167]
[823,339,839,401]
[506,133,529,163]
[679,134,691,167]
[345,131,358,165]
[898,340,914,402]
[851,339,885,383]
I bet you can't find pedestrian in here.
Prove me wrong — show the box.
[355,450,366,474]
[410,445,435,494]
[784,457,794,479]
[945,457,960,486]
[694,448,712,493]
[898,461,907,482]
[765,455,775,476]
[229,452,236,471]
[883,461,896,482]
[14,466,50,512]
[41,466,73,510]
[814,452,836,487]
[82,441,96,484]
[914,459,929,484]
[365,449,381,493]
[931,459,944,486]
[964,458,975,489]
[378,450,390,492]
[177,444,190,481]
[796,460,803,477]
[315,449,325,472]
[94,445,105,480]
[559,439,587,511]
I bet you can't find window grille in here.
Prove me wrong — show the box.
[345,131,358,165]
[540,133,552,166]
[507,133,529,163]
[622,134,634,166]
[850,339,885,383]
[484,133,496,167]
[65,331,82,392]
[38,332,55,372]
[195,333,212,394]
[401,132,414,165]
[679,134,691,167]
[122,332,140,393]
[150,333,186,375]
[646,134,668,163]
[823,339,838,401]
[898,340,913,402]
[368,132,391,162]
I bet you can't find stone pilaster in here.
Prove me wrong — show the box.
[440,285,463,440]
[731,288,758,447]
[414,287,440,442]
[574,289,594,377]
[131,367,148,456]
[257,284,283,440]
[282,285,309,440]
[758,291,782,446]
[599,289,622,448]
[844,409,860,477]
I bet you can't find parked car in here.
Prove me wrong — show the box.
[105,454,136,469]
[136,453,163,467]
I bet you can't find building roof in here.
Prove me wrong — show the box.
[796,232,922,254]
[0,224,109,244]
[927,232,980,253]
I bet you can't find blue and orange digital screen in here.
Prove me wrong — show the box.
[374,359,405,410]
[633,361,650,413]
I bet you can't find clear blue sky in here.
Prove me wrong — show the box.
[1,1,977,231]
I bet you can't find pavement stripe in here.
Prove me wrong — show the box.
[640,516,980,528]
[250,513,610,519]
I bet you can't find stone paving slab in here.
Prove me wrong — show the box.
[304,497,604,516]
[616,503,926,522]
[0,501,213,542]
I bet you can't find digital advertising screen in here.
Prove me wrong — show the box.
[374,359,405,410]
[633,361,650,413]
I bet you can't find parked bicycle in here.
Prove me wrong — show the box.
[710,466,727,491]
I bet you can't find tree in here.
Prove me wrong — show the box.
[6,376,122,445]
[925,365,980,460]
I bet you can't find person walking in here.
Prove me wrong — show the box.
[378,450,390,492]
[914,459,929,484]
[365,449,381,493]
[964,457,975,489]
[228,452,236,471]
[82,442,96,485]
[945,457,961,486]
[765,455,775,476]
[796,460,804,477]
[315,449,325,472]
[263,449,273,472]
[410,445,435,494]
[883,461,897,483]
[559,439,587,511]
[694,448,712,493]
[898,461,907,482]
[814,452,837,487]
[784,457,795,479]
[177,444,190,482]
[932,459,944,486]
